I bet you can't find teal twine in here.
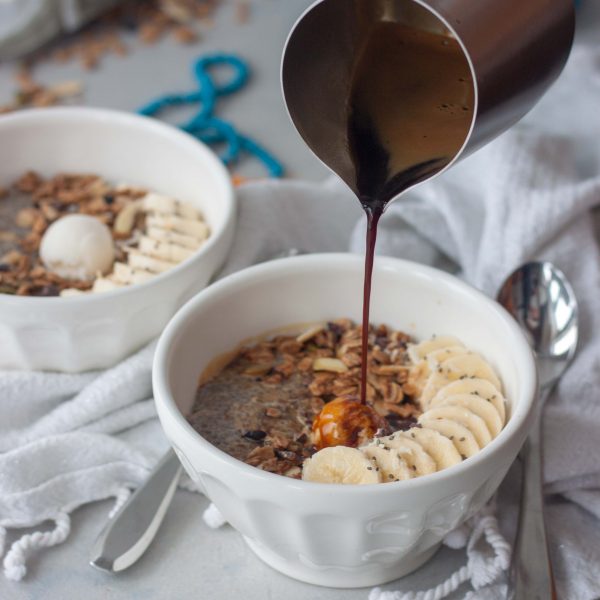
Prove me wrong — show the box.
[138,54,284,178]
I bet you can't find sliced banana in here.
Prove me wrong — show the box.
[126,249,177,274]
[139,236,195,263]
[362,443,413,482]
[421,405,492,448]
[411,346,468,406]
[441,354,502,391]
[419,370,451,409]
[426,346,469,368]
[407,359,431,400]
[383,434,437,476]
[111,262,154,286]
[92,277,124,293]
[146,214,209,240]
[430,393,503,437]
[302,446,382,484]
[60,288,86,297]
[142,192,201,220]
[418,417,480,458]
[407,335,464,363]
[302,335,508,484]
[121,201,206,281]
[146,226,202,250]
[62,191,210,296]
[431,378,506,424]
[400,427,462,470]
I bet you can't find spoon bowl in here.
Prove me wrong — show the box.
[497,261,578,389]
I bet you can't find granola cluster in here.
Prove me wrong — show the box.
[226,320,422,476]
[0,171,144,296]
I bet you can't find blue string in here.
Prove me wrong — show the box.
[137,54,284,178]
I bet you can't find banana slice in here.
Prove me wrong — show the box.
[383,435,437,476]
[422,405,492,447]
[112,262,154,285]
[431,378,506,424]
[139,236,195,263]
[361,443,413,482]
[302,446,382,484]
[92,277,124,293]
[146,226,202,250]
[146,214,209,240]
[426,346,469,368]
[400,427,462,470]
[418,416,480,458]
[84,191,211,296]
[142,193,201,220]
[407,336,464,363]
[419,371,451,409]
[60,288,86,297]
[441,354,502,391]
[430,393,503,437]
[411,346,468,404]
[126,249,177,274]
[407,359,431,400]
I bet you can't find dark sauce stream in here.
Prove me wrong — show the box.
[347,21,475,404]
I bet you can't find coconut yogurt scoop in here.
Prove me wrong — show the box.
[40,214,115,280]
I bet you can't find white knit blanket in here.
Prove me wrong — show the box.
[2,45,600,600]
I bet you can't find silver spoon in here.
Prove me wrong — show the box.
[90,449,181,572]
[90,248,306,573]
[497,261,578,600]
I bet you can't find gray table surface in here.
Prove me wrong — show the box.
[0,1,598,599]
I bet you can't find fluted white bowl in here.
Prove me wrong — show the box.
[0,107,235,372]
[153,254,536,588]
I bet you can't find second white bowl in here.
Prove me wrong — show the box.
[0,107,236,372]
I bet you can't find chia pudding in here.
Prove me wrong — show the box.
[187,319,421,479]
[187,322,509,484]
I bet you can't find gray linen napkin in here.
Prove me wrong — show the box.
[347,125,600,599]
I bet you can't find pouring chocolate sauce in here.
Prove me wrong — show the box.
[348,22,474,403]
[282,0,573,427]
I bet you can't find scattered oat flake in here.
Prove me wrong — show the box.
[235,1,250,24]
[172,25,199,43]
[312,357,348,374]
[296,325,325,344]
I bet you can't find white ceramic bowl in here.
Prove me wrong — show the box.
[153,254,536,588]
[0,107,235,372]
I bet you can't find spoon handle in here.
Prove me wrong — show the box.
[89,449,182,572]
[509,400,557,600]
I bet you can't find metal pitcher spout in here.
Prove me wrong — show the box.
[281,0,575,202]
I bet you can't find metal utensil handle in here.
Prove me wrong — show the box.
[509,390,557,600]
[90,449,182,572]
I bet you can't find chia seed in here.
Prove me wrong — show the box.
[243,430,267,441]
